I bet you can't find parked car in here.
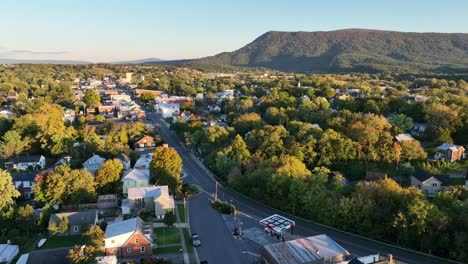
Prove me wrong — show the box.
[192,233,201,246]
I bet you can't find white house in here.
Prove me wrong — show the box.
[13,172,37,199]
[156,103,180,118]
[110,94,132,102]
[411,170,450,197]
[62,108,76,124]
[134,153,153,169]
[124,185,175,219]
[5,155,46,171]
[121,168,151,194]
[82,154,106,174]
[395,133,415,143]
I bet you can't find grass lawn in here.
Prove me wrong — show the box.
[40,235,86,250]
[451,177,466,185]
[154,227,180,245]
[152,245,182,254]
[177,204,186,223]
[183,229,194,254]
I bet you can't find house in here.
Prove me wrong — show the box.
[365,171,387,182]
[62,108,76,124]
[260,234,350,264]
[83,154,106,173]
[156,103,180,118]
[133,135,156,152]
[434,143,465,162]
[104,217,153,258]
[13,172,38,199]
[411,123,428,137]
[5,155,46,171]
[124,185,175,219]
[52,156,71,169]
[411,170,451,197]
[121,168,151,194]
[394,133,414,143]
[49,210,98,235]
[134,153,153,169]
[117,153,131,171]
[6,91,18,102]
[0,244,19,264]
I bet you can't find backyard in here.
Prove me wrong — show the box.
[40,235,86,250]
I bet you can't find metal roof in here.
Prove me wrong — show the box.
[262,234,349,264]
[260,214,295,233]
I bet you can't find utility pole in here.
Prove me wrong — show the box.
[215,181,218,201]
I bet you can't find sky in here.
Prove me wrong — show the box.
[0,0,467,62]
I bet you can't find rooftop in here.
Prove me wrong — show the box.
[262,234,349,264]
[121,168,150,182]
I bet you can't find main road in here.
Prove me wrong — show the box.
[144,108,460,264]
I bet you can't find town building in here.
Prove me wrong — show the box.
[434,143,465,162]
[82,154,106,173]
[104,217,153,258]
[5,155,46,171]
[133,135,156,152]
[123,185,175,219]
[0,244,19,264]
[156,103,180,118]
[12,172,38,199]
[121,168,151,194]
[411,170,450,197]
[49,210,98,235]
[260,234,350,264]
[117,153,131,171]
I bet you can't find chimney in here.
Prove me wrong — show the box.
[387,254,394,264]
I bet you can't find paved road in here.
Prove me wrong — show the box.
[144,108,460,264]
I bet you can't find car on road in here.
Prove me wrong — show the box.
[192,233,201,246]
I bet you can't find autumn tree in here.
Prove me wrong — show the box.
[17,204,35,235]
[150,146,183,193]
[140,92,156,102]
[232,113,264,136]
[0,170,20,211]
[68,225,105,264]
[95,159,123,193]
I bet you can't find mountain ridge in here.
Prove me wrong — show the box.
[188,29,468,73]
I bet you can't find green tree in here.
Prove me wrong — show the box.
[83,90,101,109]
[163,210,176,226]
[140,92,156,102]
[0,130,29,159]
[150,146,183,193]
[232,113,264,136]
[0,170,20,211]
[388,114,414,133]
[95,159,123,193]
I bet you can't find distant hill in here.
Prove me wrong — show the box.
[0,58,92,64]
[190,29,468,73]
[111,58,164,64]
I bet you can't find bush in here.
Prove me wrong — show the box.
[210,200,236,214]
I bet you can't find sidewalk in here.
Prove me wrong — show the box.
[174,206,190,264]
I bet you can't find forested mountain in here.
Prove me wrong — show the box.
[191,29,468,73]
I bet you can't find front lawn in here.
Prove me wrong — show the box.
[40,235,86,250]
[152,245,182,254]
[154,227,180,245]
[177,204,186,223]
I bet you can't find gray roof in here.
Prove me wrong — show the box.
[50,210,97,226]
[262,234,349,264]
[7,155,44,164]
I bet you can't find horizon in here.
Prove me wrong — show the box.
[1,0,467,62]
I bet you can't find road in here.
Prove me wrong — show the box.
[143,107,460,264]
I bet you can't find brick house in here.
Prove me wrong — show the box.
[434,143,465,162]
[104,217,153,258]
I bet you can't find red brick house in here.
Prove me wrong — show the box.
[104,217,153,258]
[435,143,465,162]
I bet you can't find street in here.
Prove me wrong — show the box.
[143,107,460,264]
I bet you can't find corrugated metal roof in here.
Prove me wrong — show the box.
[262,234,348,264]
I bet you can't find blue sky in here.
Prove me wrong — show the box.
[0,0,467,62]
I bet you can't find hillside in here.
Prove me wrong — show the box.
[192,29,468,73]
